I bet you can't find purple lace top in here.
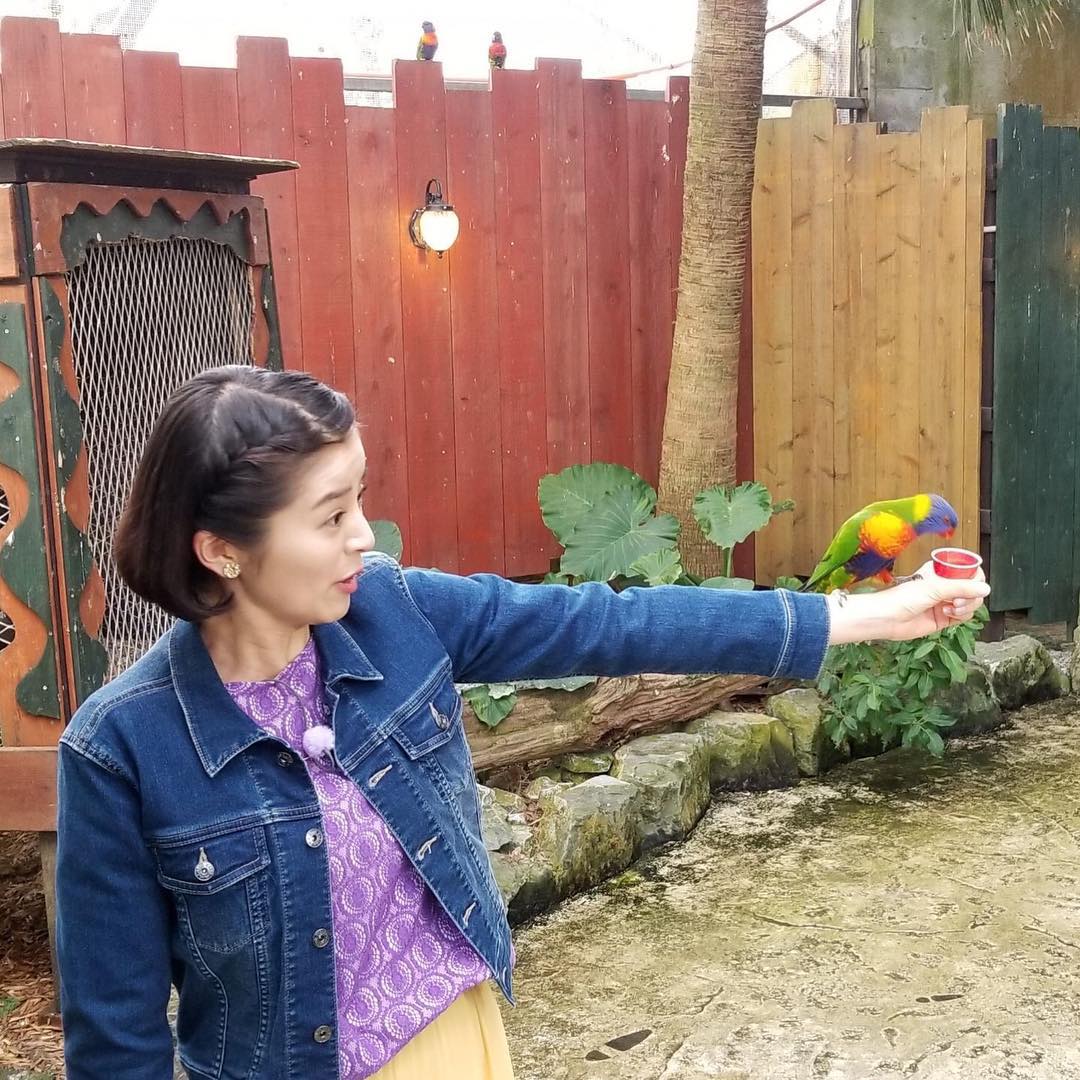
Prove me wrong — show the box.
[224,638,491,1078]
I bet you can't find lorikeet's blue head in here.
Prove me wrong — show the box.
[916,494,958,538]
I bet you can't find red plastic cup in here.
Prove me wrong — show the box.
[931,547,983,579]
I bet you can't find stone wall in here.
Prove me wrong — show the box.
[860,0,1080,132]
[484,635,1068,924]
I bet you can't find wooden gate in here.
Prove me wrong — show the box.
[990,104,1080,625]
[751,102,985,584]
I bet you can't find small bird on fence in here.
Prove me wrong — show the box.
[417,21,439,62]
[489,31,507,69]
[800,494,958,594]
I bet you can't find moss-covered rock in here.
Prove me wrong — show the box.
[977,635,1068,710]
[932,662,1004,737]
[523,775,573,801]
[685,711,799,791]
[489,848,557,925]
[532,775,643,895]
[558,750,614,776]
[477,784,532,853]
[610,733,710,852]
[766,688,850,775]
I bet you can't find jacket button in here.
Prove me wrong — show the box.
[305,828,324,849]
[435,711,450,731]
[312,928,331,949]
[277,751,295,768]
[313,1024,334,1044]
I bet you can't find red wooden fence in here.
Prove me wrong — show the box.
[0,16,695,578]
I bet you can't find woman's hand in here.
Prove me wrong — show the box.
[825,562,991,645]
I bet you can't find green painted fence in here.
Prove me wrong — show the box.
[992,103,1080,625]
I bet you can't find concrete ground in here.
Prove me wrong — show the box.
[503,699,1080,1079]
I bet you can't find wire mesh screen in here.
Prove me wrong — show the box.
[764,0,853,101]
[66,236,256,681]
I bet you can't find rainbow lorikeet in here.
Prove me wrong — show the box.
[489,32,507,69]
[417,22,438,61]
[800,494,958,594]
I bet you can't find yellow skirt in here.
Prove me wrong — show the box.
[370,983,516,1079]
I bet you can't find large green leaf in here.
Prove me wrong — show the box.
[462,685,518,729]
[692,482,774,551]
[629,548,685,586]
[370,519,403,560]
[700,576,756,590]
[560,487,679,582]
[538,463,654,545]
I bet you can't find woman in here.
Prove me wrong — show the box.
[55,366,989,1079]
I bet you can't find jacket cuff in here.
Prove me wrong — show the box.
[771,590,831,680]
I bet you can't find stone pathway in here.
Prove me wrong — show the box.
[502,699,1080,1079]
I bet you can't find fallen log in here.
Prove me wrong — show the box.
[463,672,771,771]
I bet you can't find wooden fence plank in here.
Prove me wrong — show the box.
[751,118,793,584]
[236,37,302,368]
[991,104,1043,611]
[917,109,949,517]
[667,75,690,299]
[123,50,184,149]
[182,66,240,156]
[345,106,410,560]
[537,59,590,475]
[1032,125,1074,623]
[583,79,633,470]
[61,34,125,143]
[941,109,970,545]
[1068,129,1080,620]
[790,99,834,574]
[290,56,355,402]
[849,123,880,513]
[393,60,458,573]
[874,135,903,507]
[1,17,66,138]
[962,117,986,555]
[491,69,551,576]
[446,89,505,576]
[628,99,673,490]
[832,121,856,524]
[894,133,923,501]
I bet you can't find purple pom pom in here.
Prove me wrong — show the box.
[302,724,335,759]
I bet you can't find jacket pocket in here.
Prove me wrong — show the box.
[388,675,464,760]
[154,825,270,955]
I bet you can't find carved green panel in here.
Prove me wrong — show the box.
[38,279,108,703]
[260,264,284,372]
[0,302,62,719]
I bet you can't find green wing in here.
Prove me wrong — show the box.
[802,511,868,592]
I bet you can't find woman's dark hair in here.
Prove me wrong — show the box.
[114,365,355,623]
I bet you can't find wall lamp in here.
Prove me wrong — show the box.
[408,178,460,257]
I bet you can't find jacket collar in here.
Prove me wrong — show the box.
[170,617,383,777]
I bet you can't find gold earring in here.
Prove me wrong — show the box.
[221,561,241,580]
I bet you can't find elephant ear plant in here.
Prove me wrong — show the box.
[537,463,793,590]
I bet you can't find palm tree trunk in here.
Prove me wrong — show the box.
[658,0,767,576]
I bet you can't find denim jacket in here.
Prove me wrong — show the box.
[56,552,830,1079]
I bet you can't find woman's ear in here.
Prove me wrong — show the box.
[193,530,238,579]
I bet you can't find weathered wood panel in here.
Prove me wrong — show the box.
[754,106,984,582]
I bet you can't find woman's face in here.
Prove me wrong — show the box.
[229,427,375,629]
